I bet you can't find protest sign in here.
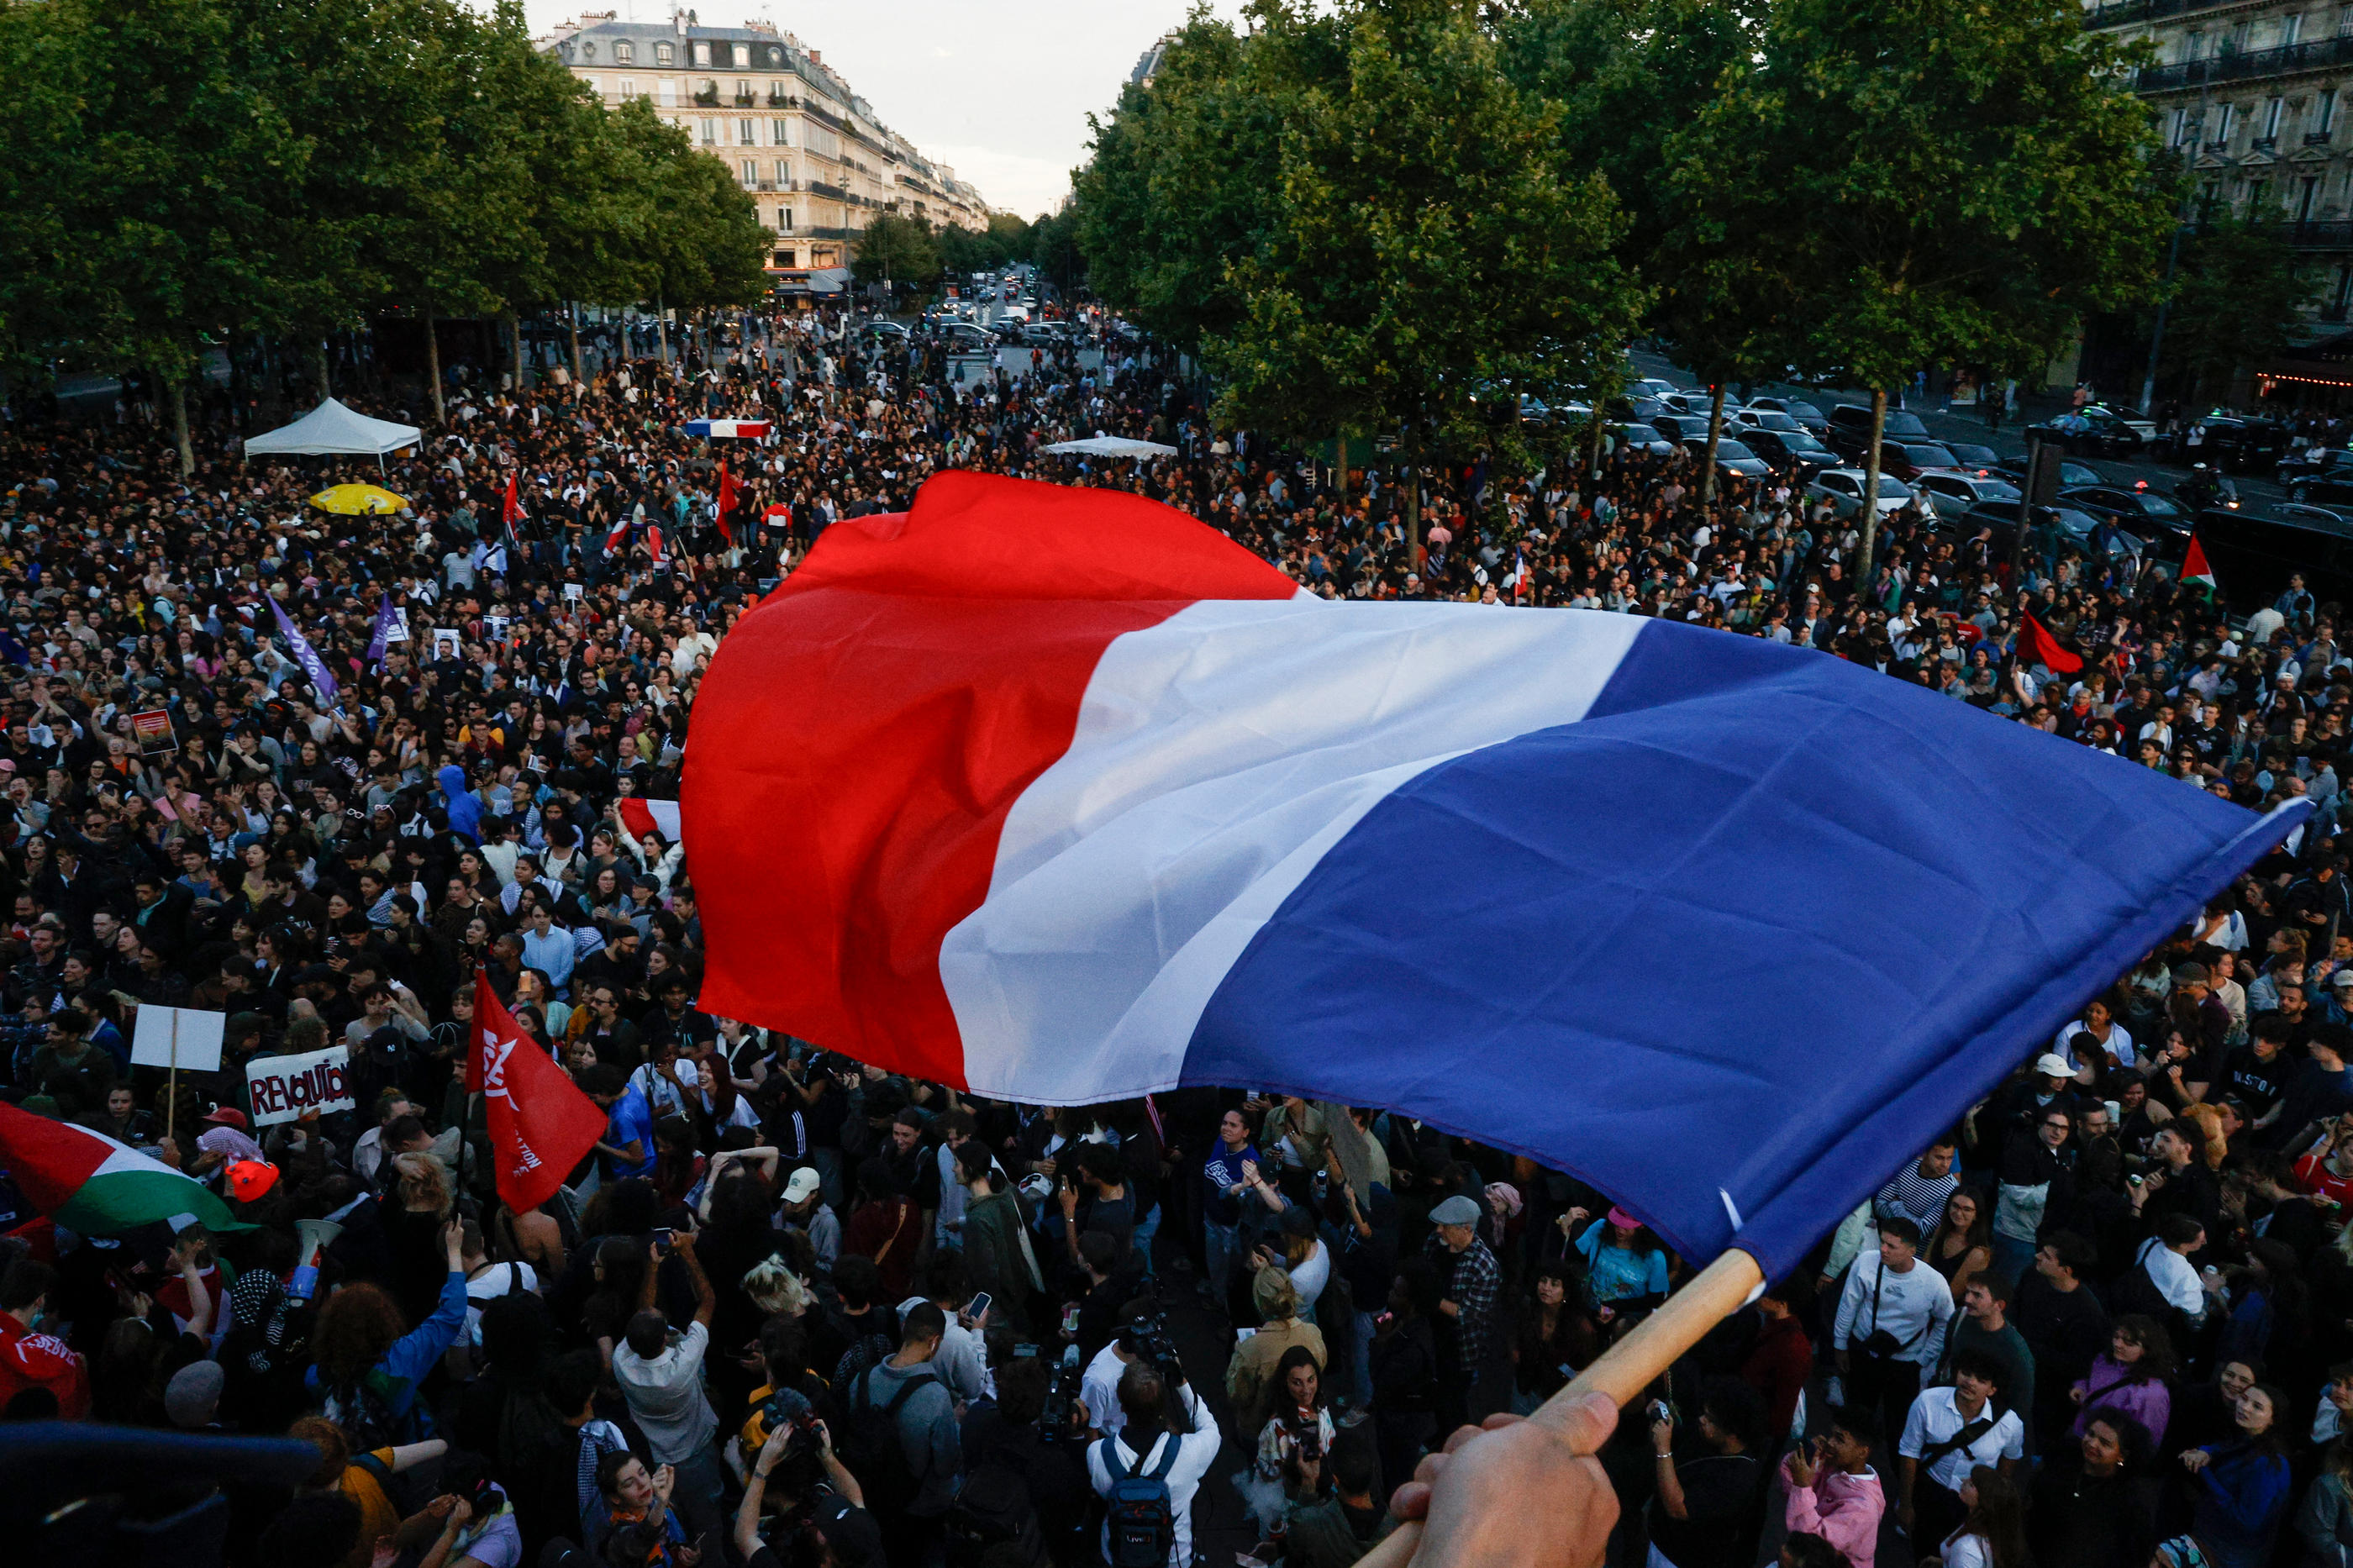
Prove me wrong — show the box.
[245,1044,356,1126]
[129,1006,224,1073]
[129,709,176,753]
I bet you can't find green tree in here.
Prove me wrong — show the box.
[853,213,942,293]
[2160,220,2316,408]
[1071,8,1315,356]
[1667,0,2169,581]
[1206,0,1644,551]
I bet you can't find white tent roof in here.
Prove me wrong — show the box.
[244,398,422,457]
[1043,434,1177,458]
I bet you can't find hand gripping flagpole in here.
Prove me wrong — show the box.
[1354,1245,1766,1568]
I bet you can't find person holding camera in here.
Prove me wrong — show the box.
[1085,1357,1221,1568]
[1646,1378,1767,1568]
[732,1415,882,1568]
[1234,1344,1334,1536]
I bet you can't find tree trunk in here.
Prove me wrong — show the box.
[161,368,194,478]
[310,338,332,402]
[569,303,584,389]
[424,303,445,428]
[1857,386,1890,587]
[1585,405,1607,481]
[508,313,526,392]
[1699,381,1727,505]
[657,295,670,365]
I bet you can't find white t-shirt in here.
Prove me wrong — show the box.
[2056,1018,2136,1070]
[1086,1385,1221,1567]
[1898,1386,2025,1492]
[1081,1342,1128,1437]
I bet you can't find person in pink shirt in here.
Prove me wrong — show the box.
[1784,1408,1887,1568]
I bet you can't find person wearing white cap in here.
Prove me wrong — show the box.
[1992,1094,2077,1285]
[778,1166,840,1276]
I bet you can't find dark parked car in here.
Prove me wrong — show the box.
[1882,442,1965,482]
[2024,405,2145,459]
[1744,428,1840,476]
[1684,436,1772,482]
[2288,476,2353,509]
[1615,423,1677,459]
[2184,416,2290,474]
[2196,505,2353,608]
[1651,413,1714,444]
[1942,502,2145,561]
[1746,396,1830,434]
[1941,441,2004,475]
[1825,404,1931,460]
[2057,483,2193,540]
[1991,455,2103,492]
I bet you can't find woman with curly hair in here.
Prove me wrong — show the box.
[308,1219,468,1444]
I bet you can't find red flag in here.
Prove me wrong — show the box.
[715,465,740,545]
[503,472,524,527]
[2019,610,2083,675]
[604,510,633,555]
[466,971,605,1214]
[647,523,670,570]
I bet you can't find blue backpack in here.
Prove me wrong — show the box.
[1098,1433,1180,1567]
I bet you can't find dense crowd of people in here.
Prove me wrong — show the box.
[0,303,2347,1568]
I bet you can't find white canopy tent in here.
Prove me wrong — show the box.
[244,398,422,471]
[1042,434,1178,459]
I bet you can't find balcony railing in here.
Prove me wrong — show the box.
[767,91,794,107]
[807,181,848,201]
[733,92,755,107]
[2264,219,2353,247]
[2253,134,2280,151]
[2139,34,2353,92]
[2312,130,2339,145]
[2086,0,2258,26]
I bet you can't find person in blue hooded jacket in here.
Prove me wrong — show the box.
[308,1218,469,1443]
[440,763,482,844]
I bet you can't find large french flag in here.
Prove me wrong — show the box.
[685,472,2303,1275]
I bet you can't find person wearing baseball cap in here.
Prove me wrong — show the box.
[1423,1192,1501,1429]
[198,1106,266,1169]
[777,1165,840,1277]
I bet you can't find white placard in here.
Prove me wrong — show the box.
[129,1006,225,1074]
[245,1044,357,1126]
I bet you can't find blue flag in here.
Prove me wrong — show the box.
[0,630,29,667]
[268,595,340,703]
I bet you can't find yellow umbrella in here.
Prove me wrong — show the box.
[308,483,408,515]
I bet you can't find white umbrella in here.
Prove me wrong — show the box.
[1042,434,1177,459]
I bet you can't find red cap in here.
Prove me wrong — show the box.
[202,1107,248,1131]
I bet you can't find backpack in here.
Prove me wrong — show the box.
[944,1460,1042,1567]
[840,1367,936,1513]
[1098,1433,1181,1568]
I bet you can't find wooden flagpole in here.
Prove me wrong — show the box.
[1353,1246,1766,1568]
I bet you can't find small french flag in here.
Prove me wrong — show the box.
[618,797,682,841]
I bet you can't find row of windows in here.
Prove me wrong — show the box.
[571,36,812,74]
[2169,88,2340,148]
[695,117,792,148]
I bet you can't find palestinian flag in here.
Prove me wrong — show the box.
[0,1102,244,1234]
[2182,532,2217,592]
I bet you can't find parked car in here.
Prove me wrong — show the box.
[1991,455,2103,491]
[1825,404,1932,461]
[1806,467,1917,518]
[2188,416,2290,474]
[2056,483,2193,540]
[1651,413,1713,444]
[1685,436,1773,482]
[1615,423,1677,458]
[1658,389,1721,415]
[2288,476,2353,509]
[1744,428,1840,476]
[1882,442,1966,482]
[1628,377,1679,402]
[1914,470,2023,521]
[1730,408,1805,436]
[2024,405,2145,458]
[2277,446,2353,486]
[1940,441,2005,475]
[1745,396,1830,434]
[1946,502,2144,560]
[861,318,909,339]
